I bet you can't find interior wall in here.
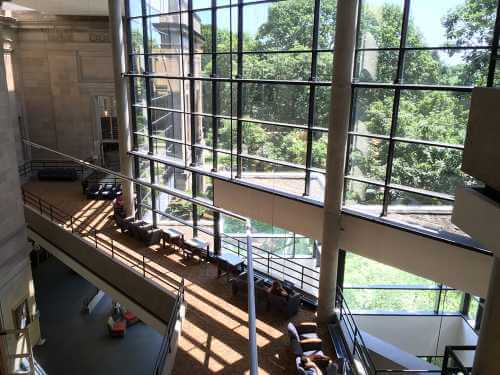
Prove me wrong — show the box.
[339,214,492,298]
[213,178,492,297]
[13,12,115,161]
[213,178,324,240]
[354,315,477,357]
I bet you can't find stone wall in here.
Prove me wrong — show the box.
[0,15,41,372]
[14,12,115,160]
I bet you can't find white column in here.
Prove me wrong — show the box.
[317,0,359,322]
[108,0,135,216]
[472,255,500,374]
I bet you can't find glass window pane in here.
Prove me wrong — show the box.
[193,115,212,147]
[352,87,394,136]
[240,157,306,196]
[317,52,333,81]
[403,49,489,86]
[355,50,399,83]
[314,86,331,129]
[151,109,179,139]
[242,83,309,125]
[137,157,151,181]
[149,78,184,110]
[358,0,404,49]
[311,131,328,170]
[347,135,388,184]
[133,78,147,106]
[149,54,184,76]
[128,0,142,18]
[391,143,466,196]
[129,18,144,54]
[407,0,497,48]
[243,53,312,81]
[386,189,470,238]
[242,1,314,52]
[344,289,438,313]
[133,107,148,134]
[144,0,182,16]
[242,122,308,166]
[153,137,185,162]
[345,253,437,286]
[136,134,149,153]
[192,147,213,171]
[147,15,183,53]
[396,91,470,145]
[343,179,384,216]
[309,172,325,202]
[131,54,145,74]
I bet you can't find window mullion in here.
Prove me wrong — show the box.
[304,0,322,196]
[236,0,244,178]
[211,0,219,172]
[487,0,500,87]
[381,0,411,216]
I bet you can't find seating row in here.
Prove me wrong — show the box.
[114,214,162,246]
[231,271,301,317]
[86,183,122,200]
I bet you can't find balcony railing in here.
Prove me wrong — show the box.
[336,287,447,375]
[221,234,320,302]
[22,188,185,373]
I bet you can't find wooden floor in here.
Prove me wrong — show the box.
[23,180,330,374]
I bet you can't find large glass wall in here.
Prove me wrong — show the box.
[343,252,480,321]
[345,0,500,239]
[126,0,335,203]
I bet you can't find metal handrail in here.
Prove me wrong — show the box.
[337,287,448,374]
[153,278,185,375]
[22,188,181,292]
[442,346,475,375]
[221,235,320,295]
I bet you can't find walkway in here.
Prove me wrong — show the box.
[23,180,328,374]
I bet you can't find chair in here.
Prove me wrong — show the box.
[128,220,147,239]
[138,226,162,246]
[86,183,102,199]
[114,215,134,233]
[100,184,116,200]
[268,291,301,317]
[231,272,269,308]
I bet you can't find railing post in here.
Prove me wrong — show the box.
[267,252,270,274]
[50,206,53,221]
[111,238,114,258]
[70,216,74,233]
[38,198,42,214]
[301,267,304,290]
[143,255,146,277]
[94,229,98,248]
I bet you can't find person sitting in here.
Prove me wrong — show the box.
[113,193,125,218]
[268,280,288,299]
[300,356,324,375]
[305,354,340,375]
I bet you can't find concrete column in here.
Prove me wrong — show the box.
[317,0,359,322]
[108,0,135,216]
[472,255,500,374]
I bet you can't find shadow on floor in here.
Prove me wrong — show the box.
[33,256,163,375]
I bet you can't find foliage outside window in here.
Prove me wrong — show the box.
[345,0,500,240]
